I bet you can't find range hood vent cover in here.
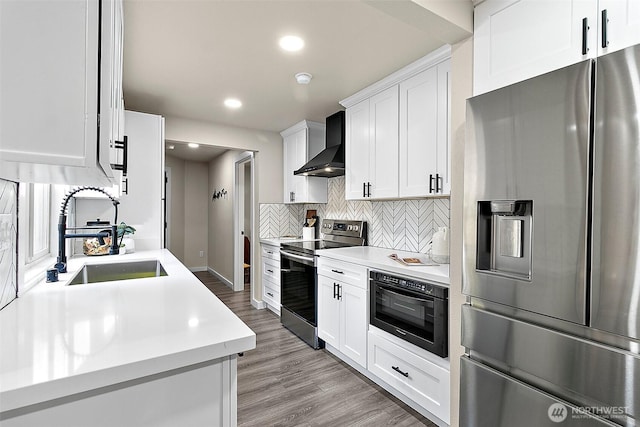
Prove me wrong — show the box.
[294,111,345,178]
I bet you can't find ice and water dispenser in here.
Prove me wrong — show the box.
[476,200,532,280]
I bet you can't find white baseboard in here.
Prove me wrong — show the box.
[206,267,233,288]
[252,298,266,310]
[189,266,208,272]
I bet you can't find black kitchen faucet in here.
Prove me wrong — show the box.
[54,186,120,273]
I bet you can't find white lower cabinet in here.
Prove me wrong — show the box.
[3,355,238,427]
[261,243,281,315]
[368,328,450,424]
[317,258,368,369]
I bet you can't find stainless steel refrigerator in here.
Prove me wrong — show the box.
[462,44,640,426]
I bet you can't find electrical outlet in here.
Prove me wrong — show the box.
[199,250,204,258]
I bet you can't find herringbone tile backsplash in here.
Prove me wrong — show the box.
[260,176,449,253]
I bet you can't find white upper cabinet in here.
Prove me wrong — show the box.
[120,111,165,251]
[346,85,399,200]
[474,0,640,95]
[599,0,640,55]
[342,46,451,200]
[0,0,124,185]
[345,99,371,200]
[399,59,451,197]
[281,121,328,204]
[369,87,400,199]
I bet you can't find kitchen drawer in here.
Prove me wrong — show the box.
[262,258,280,284]
[261,244,280,263]
[317,257,367,289]
[263,278,280,310]
[368,330,450,423]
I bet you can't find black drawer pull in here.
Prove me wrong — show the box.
[267,269,273,273]
[601,9,609,48]
[331,269,344,274]
[392,366,409,378]
[110,136,128,176]
[582,17,589,55]
[267,292,274,297]
[121,177,128,195]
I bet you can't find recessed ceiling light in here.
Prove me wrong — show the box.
[279,35,304,52]
[224,98,242,109]
[188,143,199,149]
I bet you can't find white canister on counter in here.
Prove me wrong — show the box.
[302,227,315,240]
[431,226,449,264]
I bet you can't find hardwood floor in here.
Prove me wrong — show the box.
[195,272,436,427]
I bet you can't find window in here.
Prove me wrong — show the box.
[26,183,51,263]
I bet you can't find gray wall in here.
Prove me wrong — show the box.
[165,154,209,269]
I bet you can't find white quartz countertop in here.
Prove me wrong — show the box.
[316,246,450,285]
[0,249,256,413]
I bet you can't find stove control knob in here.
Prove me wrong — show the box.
[353,225,359,232]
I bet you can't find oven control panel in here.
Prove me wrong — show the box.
[370,271,448,299]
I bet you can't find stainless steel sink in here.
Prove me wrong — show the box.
[68,260,167,285]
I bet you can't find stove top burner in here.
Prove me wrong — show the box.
[280,240,353,255]
[280,219,367,256]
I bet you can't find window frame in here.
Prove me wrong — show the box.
[25,183,51,264]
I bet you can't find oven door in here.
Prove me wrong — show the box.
[280,249,317,326]
[370,280,448,357]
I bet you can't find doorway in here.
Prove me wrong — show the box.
[233,152,254,299]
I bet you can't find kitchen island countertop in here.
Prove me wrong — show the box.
[316,246,450,285]
[0,249,256,414]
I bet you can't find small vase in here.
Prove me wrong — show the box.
[122,237,135,253]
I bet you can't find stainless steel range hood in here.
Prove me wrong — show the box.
[294,111,345,178]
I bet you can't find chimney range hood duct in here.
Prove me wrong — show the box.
[294,110,345,178]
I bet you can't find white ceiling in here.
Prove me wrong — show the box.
[123,0,472,141]
[165,140,228,162]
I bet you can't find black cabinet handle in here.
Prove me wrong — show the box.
[122,177,128,195]
[111,135,128,176]
[367,182,371,197]
[337,284,342,300]
[436,173,442,193]
[333,282,337,299]
[582,17,589,55]
[601,9,609,48]
[331,269,344,274]
[391,366,409,378]
[363,182,366,198]
[267,269,273,273]
[267,292,274,297]
[429,174,434,193]
[392,366,409,378]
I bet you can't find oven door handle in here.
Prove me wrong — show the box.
[279,250,315,265]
